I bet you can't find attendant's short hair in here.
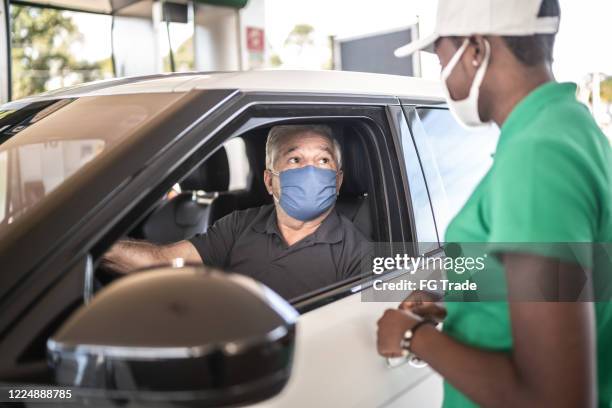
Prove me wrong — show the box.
[501,0,560,65]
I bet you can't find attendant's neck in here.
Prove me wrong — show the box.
[489,64,555,127]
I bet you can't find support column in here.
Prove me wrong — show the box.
[0,0,11,103]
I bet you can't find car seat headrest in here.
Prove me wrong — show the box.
[181,147,230,192]
[339,134,368,195]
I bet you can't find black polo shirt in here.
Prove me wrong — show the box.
[189,204,367,300]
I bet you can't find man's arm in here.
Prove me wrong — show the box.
[101,239,203,274]
[378,253,596,408]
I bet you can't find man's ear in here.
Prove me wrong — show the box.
[336,170,344,193]
[263,169,273,195]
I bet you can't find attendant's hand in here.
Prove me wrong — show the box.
[376,308,420,358]
[399,290,447,323]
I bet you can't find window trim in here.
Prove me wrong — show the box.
[390,104,439,252]
[408,106,451,243]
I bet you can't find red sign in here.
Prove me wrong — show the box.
[246,27,265,53]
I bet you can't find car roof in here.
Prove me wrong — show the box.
[3,70,444,107]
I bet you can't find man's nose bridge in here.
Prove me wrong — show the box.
[303,157,318,167]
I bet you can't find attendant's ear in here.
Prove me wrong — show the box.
[462,35,488,72]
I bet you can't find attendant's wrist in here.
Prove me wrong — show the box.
[401,319,436,353]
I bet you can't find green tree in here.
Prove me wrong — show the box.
[163,36,194,72]
[601,76,612,104]
[10,5,111,99]
[284,24,314,52]
[269,53,282,67]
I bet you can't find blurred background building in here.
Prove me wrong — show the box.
[0,0,610,137]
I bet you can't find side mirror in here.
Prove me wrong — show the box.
[47,266,298,406]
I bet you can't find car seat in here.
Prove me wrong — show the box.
[335,130,373,240]
[140,147,230,244]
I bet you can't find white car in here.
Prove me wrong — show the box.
[0,70,499,407]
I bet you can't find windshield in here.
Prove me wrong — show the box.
[0,93,184,231]
[0,99,69,145]
[0,139,105,224]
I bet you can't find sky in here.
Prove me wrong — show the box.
[71,0,612,83]
[263,0,612,82]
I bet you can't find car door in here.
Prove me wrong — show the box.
[256,102,444,408]
[0,90,442,407]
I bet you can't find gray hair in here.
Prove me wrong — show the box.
[265,124,342,171]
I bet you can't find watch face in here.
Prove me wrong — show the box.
[408,355,428,368]
[386,355,409,368]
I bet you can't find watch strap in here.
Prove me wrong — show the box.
[401,319,434,352]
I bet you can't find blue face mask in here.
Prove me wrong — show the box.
[270,165,338,221]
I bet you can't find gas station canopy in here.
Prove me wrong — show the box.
[12,0,248,17]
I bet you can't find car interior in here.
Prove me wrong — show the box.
[130,122,379,245]
[91,120,386,308]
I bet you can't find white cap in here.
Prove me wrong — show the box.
[395,0,560,57]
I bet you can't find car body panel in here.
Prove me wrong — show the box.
[258,293,443,408]
[0,72,453,406]
[0,70,445,102]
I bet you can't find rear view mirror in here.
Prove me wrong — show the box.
[47,266,298,406]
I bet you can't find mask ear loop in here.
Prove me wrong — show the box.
[468,38,491,97]
[266,168,281,202]
[335,169,343,197]
[441,39,469,83]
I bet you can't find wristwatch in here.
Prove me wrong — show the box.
[400,319,435,353]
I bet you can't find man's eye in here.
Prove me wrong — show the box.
[288,157,300,164]
[319,158,330,164]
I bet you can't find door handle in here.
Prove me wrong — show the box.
[385,353,428,369]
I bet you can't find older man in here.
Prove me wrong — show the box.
[102,124,367,299]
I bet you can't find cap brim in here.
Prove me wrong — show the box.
[394,33,438,58]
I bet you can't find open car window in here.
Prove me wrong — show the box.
[110,113,392,311]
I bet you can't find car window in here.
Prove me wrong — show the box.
[0,99,69,145]
[224,137,250,191]
[1,140,105,225]
[0,93,184,232]
[412,108,499,239]
[392,105,437,253]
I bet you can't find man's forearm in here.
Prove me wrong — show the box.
[102,239,201,274]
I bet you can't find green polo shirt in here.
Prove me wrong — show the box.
[442,82,612,408]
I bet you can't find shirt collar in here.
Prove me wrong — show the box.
[252,205,343,245]
[497,82,578,152]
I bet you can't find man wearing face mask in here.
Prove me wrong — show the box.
[377,0,612,407]
[102,125,367,300]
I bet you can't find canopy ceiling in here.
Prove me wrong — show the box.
[11,0,247,18]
